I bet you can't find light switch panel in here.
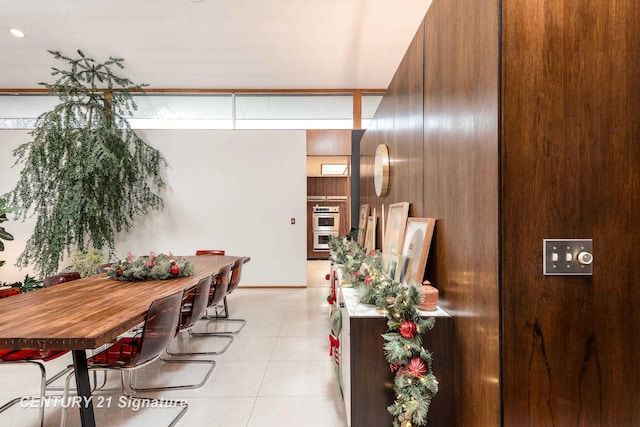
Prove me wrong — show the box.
[543,239,593,276]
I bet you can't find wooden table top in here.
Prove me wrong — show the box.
[0,255,246,351]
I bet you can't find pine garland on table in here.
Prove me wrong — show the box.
[328,235,438,427]
[107,252,194,281]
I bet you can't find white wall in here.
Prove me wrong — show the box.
[0,129,308,286]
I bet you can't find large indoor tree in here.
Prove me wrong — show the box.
[9,50,167,278]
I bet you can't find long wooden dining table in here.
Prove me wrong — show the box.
[0,255,247,427]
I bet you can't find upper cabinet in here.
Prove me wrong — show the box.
[306,130,352,156]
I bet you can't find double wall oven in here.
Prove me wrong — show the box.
[312,206,340,251]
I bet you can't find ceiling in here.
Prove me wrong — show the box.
[1,0,432,90]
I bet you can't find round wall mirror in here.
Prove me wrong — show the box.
[373,144,390,196]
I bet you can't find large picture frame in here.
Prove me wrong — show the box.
[382,202,410,268]
[364,215,377,253]
[401,217,436,285]
[357,204,370,247]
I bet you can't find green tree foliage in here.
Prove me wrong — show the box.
[0,198,17,253]
[9,50,167,277]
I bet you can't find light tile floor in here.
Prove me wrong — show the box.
[0,267,347,427]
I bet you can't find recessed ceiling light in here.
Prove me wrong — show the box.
[10,28,25,38]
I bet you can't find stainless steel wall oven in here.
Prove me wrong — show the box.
[312,206,340,251]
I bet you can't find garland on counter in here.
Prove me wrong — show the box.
[328,236,438,427]
[107,252,194,281]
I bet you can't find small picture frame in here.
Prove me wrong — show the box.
[387,251,408,282]
[382,202,410,270]
[387,252,400,280]
[401,218,436,285]
[364,215,377,253]
[357,204,370,247]
[395,253,409,283]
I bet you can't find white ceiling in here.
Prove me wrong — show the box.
[1,0,432,90]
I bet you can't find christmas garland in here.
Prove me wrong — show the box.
[107,252,195,281]
[328,236,438,427]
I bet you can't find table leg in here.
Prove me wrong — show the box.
[72,349,95,427]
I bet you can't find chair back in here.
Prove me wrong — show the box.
[135,291,183,366]
[195,249,226,256]
[180,275,212,330]
[208,266,230,307]
[43,272,81,287]
[227,257,248,293]
[0,288,21,298]
[95,263,114,274]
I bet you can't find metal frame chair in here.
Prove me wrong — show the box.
[43,272,81,287]
[60,291,187,427]
[132,276,219,392]
[204,257,249,334]
[184,267,237,343]
[0,287,69,427]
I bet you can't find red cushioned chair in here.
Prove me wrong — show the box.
[195,249,225,256]
[60,291,187,426]
[0,288,70,427]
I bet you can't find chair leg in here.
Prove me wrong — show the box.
[165,329,234,356]
[129,357,216,392]
[0,361,46,427]
[202,296,247,334]
[60,368,188,427]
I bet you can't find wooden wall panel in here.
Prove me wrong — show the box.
[360,1,500,424]
[306,129,351,156]
[423,0,500,425]
[501,1,640,425]
[360,23,425,249]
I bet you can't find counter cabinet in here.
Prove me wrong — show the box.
[335,281,454,427]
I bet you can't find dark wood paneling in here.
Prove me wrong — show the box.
[360,22,425,249]
[423,0,501,425]
[307,177,349,197]
[501,1,640,425]
[306,130,352,156]
[362,2,500,424]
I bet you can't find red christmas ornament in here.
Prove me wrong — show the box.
[399,320,417,339]
[170,264,180,275]
[407,357,427,378]
[364,275,373,284]
[325,274,331,281]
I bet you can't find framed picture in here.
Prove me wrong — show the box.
[401,218,436,285]
[395,253,409,283]
[386,251,408,282]
[382,202,410,269]
[364,215,377,253]
[357,204,370,246]
[387,252,400,280]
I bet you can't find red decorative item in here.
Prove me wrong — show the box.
[170,264,180,275]
[325,274,331,281]
[364,275,373,284]
[407,357,427,378]
[399,320,417,339]
[327,292,336,305]
[418,281,439,311]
